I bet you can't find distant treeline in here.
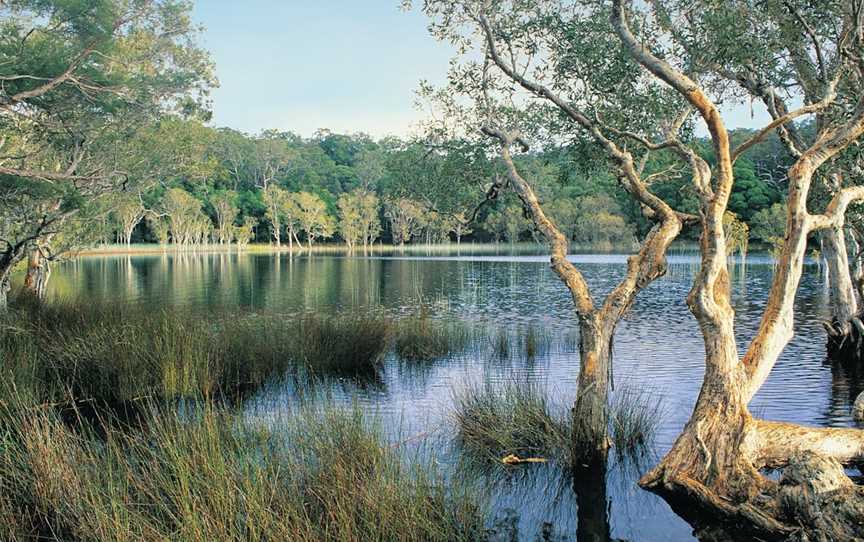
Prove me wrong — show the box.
[92,120,796,250]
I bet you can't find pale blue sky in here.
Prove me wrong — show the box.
[192,1,454,138]
[193,1,774,138]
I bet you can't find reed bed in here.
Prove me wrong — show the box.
[0,393,488,541]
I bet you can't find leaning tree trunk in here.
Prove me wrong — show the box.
[0,247,25,312]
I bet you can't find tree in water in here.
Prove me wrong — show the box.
[384,197,424,246]
[419,0,695,466]
[598,1,864,537]
[338,190,380,250]
[211,191,240,245]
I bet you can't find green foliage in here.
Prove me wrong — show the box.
[751,203,788,244]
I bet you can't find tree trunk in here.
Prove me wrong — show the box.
[572,318,613,465]
[0,274,9,312]
[823,227,864,362]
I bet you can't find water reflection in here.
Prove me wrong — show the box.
[46,249,853,540]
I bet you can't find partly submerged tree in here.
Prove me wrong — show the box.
[607,0,864,537]
[419,0,695,466]
[211,191,240,245]
[421,0,864,535]
[384,197,425,246]
[338,190,380,250]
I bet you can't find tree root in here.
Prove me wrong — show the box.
[826,316,864,364]
[641,470,796,541]
[643,449,864,541]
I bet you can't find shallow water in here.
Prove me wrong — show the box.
[47,246,859,540]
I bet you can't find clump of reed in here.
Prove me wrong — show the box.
[520,324,552,360]
[295,312,391,373]
[452,379,664,467]
[0,393,488,542]
[393,311,471,361]
[453,379,570,463]
[608,385,664,464]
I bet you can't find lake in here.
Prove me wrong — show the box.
[45,246,858,541]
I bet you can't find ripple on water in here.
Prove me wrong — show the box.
[47,251,849,541]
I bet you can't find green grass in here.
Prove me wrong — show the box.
[0,394,488,542]
[1,297,392,410]
[393,312,472,362]
[521,325,552,360]
[608,385,664,464]
[452,379,663,468]
[453,379,570,464]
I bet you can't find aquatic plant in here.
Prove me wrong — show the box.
[452,379,662,468]
[393,312,471,361]
[608,385,664,464]
[453,379,569,463]
[0,297,392,408]
[0,394,488,542]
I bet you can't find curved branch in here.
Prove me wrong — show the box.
[731,89,837,163]
[482,126,595,317]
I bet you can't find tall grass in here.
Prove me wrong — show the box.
[452,379,663,468]
[0,394,488,541]
[1,297,391,409]
[453,379,570,463]
[393,311,472,361]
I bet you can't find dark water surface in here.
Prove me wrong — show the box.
[47,247,859,541]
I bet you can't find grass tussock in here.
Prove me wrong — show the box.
[521,325,552,360]
[453,379,570,463]
[608,386,664,463]
[453,379,663,467]
[393,312,471,362]
[0,395,488,542]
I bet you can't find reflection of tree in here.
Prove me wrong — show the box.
[573,459,618,542]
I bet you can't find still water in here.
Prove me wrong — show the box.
[47,246,859,541]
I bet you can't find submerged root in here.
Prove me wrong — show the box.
[643,439,864,541]
[826,316,864,364]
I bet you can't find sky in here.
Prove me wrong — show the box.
[192,1,454,138]
[193,1,777,139]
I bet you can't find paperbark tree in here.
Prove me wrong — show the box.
[294,192,335,248]
[211,191,239,245]
[600,0,864,536]
[420,0,698,463]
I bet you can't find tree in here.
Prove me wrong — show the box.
[112,193,146,246]
[338,190,380,250]
[596,1,864,536]
[147,214,171,247]
[384,197,424,246]
[233,216,258,248]
[262,185,289,248]
[160,188,205,246]
[0,0,214,306]
[420,0,692,468]
[294,192,335,248]
[421,1,864,534]
[211,191,239,245]
[751,203,787,246]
